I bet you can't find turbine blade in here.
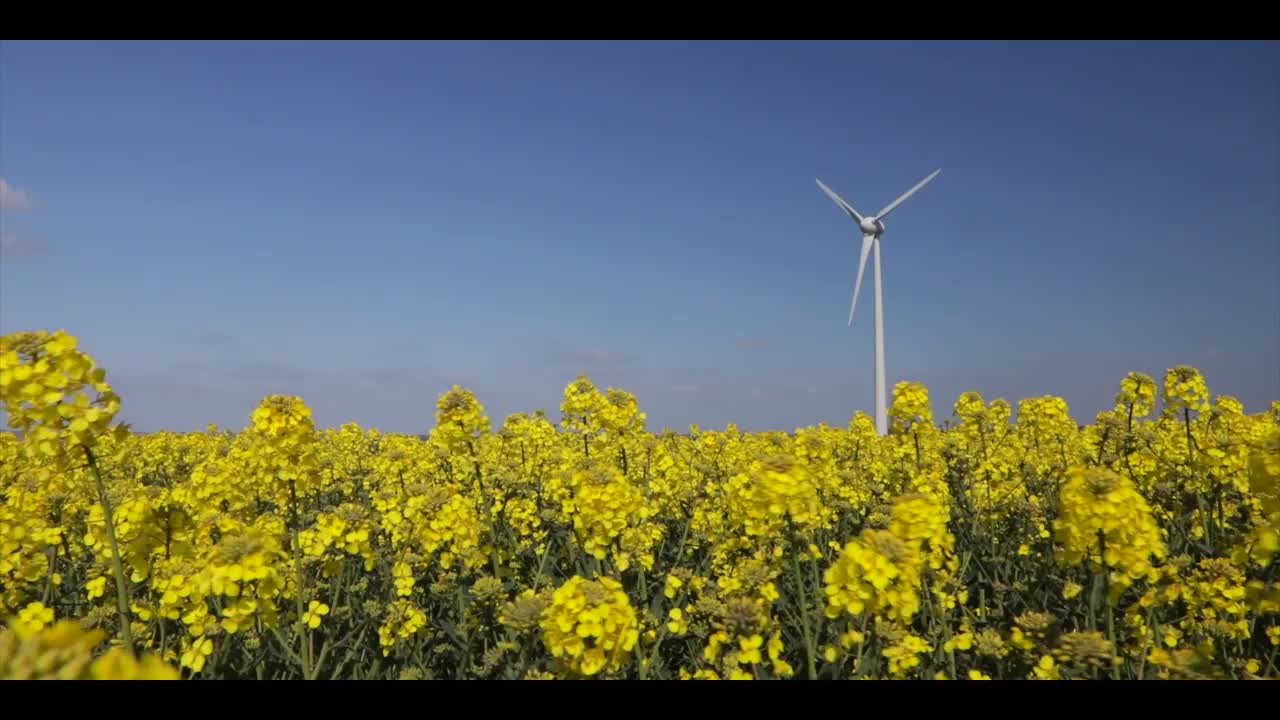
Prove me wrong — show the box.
[816,178,864,223]
[848,234,875,326]
[874,168,940,220]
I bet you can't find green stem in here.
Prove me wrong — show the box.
[671,512,694,569]
[457,589,471,679]
[1183,408,1194,464]
[789,537,817,680]
[638,623,669,680]
[1104,592,1117,679]
[84,446,134,655]
[1087,574,1098,633]
[288,478,312,679]
[294,529,311,679]
[42,546,56,604]
[937,591,957,679]
[1097,531,1118,680]
[532,537,552,591]
[1136,607,1154,680]
[808,549,825,647]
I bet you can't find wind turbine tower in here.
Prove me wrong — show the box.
[815,169,941,436]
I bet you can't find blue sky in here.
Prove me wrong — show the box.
[2,40,1277,433]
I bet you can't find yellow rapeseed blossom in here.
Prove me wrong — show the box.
[90,646,182,680]
[0,619,179,680]
[0,330,124,468]
[889,381,934,433]
[302,600,330,629]
[728,453,827,539]
[378,600,428,657]
[1116,371,1158,418]
[430,386,490,456]
[824,529,922,624]
[1055,466,1166,594]
[1162,365,1211,416]
[561,458,656,566]
[888,491,954,572]
[4,330,1279,681]
[540,575,640,677]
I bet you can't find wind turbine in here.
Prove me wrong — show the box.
[815,168,941,436]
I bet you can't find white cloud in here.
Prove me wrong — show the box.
[0,232,48,259]
[0,179,35,211]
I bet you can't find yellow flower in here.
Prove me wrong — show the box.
[889,381,934,432]
[86,576,108,600]
[667,607,688,635]
[562,458,653,565]
[0,330,122,464]
[760,581,780,602]
[0,619,176,680]
[840,630,865,649]
[1054,466,1166,596]
[429,386,490,455]
[1161,365,1210,415]
[768,634,795,677]
[1032,655,1060,680]
[704,630,730,664]
[303,600,330,629]
[392,561,415,597]
[378,600,428,657]
[738,634,764,665]
[824,528,923,624]
[11,601,55,638]
[180,636,214,673]
[728,453,826,539]
[664,574,684,600]
[881,634,930,678]
[1115,371,1157,417]
[540,575,640,677]
[944,632,973,652]
[90,647,182,680]
[9,329,1280,681]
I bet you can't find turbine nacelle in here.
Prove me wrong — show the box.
[859,217,884,236]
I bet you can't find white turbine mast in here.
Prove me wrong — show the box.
[815,169,941,436]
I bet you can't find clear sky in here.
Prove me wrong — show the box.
[2,40,1277,433]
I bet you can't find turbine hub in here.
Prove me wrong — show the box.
[860,217,883,235]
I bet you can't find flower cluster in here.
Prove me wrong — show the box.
[430,386,490,456]
[824,528,922,624]
[729,453,826,539]
[0,620,178,680]
[247,395,321,500]
[1054,466,1166,594]
[889,381,933,434]
[539,576,640,676]
[4,327,1278,680]
[563,459,650,563]
[0,330,123,467]
[1163,365,1211,416]
[1116,371,1158,417]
